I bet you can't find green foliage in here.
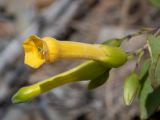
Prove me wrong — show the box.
[139,59,150,80]
[147,35,160,88]
[139,60,160,119]
[139,77,153,119]
[122,33,160,119]
[88,69,110,90]
[123,34,160,119]
[138,60,151,119]
[150,0,160,7]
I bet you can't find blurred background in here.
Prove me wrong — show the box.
[0,0,160,120]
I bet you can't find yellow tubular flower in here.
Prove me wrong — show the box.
[12,38,127,104]
[23,35,127,68]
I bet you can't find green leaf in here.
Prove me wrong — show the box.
[139,77,160,119]
[146,86,160,119]
[147,34,160,88]
[123,71,140,106]
[139,59,151,119]
[139,59,150,80]
[88,69,110,90]
[149,0,160,8]
[139,59,160,119]
[139,77,153,119]
[155,55,160,87]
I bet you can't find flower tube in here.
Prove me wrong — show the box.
[23,35,127,68]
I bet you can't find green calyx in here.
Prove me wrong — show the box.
[99,45,127,68]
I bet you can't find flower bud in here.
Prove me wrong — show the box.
[12,61,107,103]
[123,71,140,105]
[12,85,41,103]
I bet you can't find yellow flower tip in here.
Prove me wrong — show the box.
[23,35,60,68]
[23,35,45,68]
[12,85,41,104]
